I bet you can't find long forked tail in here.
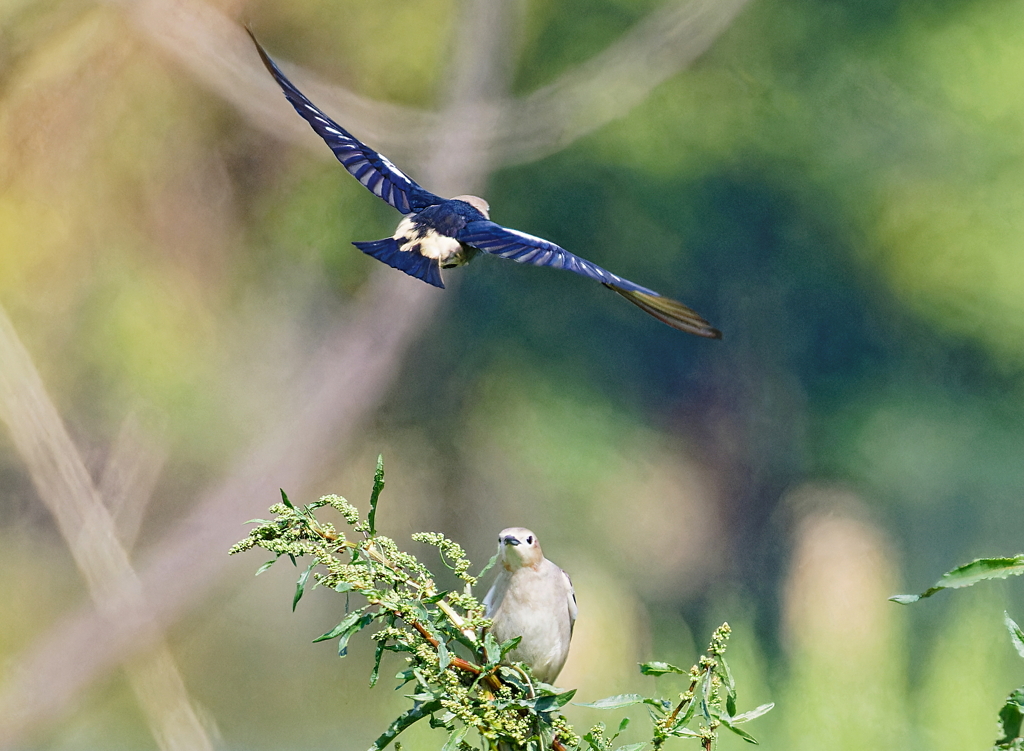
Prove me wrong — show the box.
[604,284,722,339]
[353,238,445,288]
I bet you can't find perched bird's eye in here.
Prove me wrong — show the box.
[526,536,534,544]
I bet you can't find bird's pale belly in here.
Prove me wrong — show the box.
[392,217,472,269]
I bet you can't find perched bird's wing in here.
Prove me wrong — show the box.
[248,31,443,215]
[458,220,721,338]
[483,571,509,618]
[562,570,577,638]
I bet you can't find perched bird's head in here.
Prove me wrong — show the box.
[497,527,543,571]
[451,194,490,219]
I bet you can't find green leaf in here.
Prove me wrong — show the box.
[337,614,375,657]
[613,744,647,751]
[368,699,442,750]
[617,717,631,734]
[476,550,500,582]
[255,558,277,576]
[314,607,369,643]
[499,636,522,659]
[719,715,760,744]
[534,689,576,713]
[719,656,737,717]
[1006,612,1024,660]
[441,724,470,751]
[437,639,451,671]
[890,555,1024,603]
[728,703,775,723]
[700,668,713,720]
[996,688,1024,747]
[279,488,295,510]
[483,632,501,667]
[370,640,385,687]
[576,694,645,709]
[293,561,316,611]
[639,661,688,676]
[368,454,384,536]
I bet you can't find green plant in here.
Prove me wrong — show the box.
[229,457,772,750]
[893,555,1024,750]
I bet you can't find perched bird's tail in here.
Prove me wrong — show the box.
[353,239,444,288]
[604,284,722,339]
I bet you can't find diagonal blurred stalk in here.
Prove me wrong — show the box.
[99,413,167,550]
[0,0,521,744]
[0,303,214,751]
[99,0,746,170]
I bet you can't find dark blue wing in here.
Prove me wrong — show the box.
[249,31,442,215]
[458,220,655,293]
[458,220,721,338]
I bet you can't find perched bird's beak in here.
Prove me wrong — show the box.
[502,535,521,547]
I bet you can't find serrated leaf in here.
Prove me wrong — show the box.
[293,562,316,611]
[890,555,1024,603]
[534,689,576,713]
[499,636,522,659]
[576,694,645,709]
[640,661,688,676]
[729,703,775,723]
[441,724,470,751]
[368,454,384,536]
[437,640,451,671]
[1006,613,1024,660]
[279,488,295,509]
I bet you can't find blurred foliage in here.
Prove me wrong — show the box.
[3,0,1024,748]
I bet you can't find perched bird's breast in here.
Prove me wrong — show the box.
[486,560,574,684]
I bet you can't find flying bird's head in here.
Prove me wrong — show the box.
[497,527,543,571]
[451,195,490,219]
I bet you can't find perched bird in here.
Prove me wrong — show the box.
[483,527,576,684]
[249,31,722,338]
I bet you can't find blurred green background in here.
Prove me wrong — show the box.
[2,0,1024,748]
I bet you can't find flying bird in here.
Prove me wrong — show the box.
[249,31,721,338]
[483,527,576,684]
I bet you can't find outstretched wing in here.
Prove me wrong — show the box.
[249,30,443,215]
[458,220,648,290]
[458,220,721,338]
